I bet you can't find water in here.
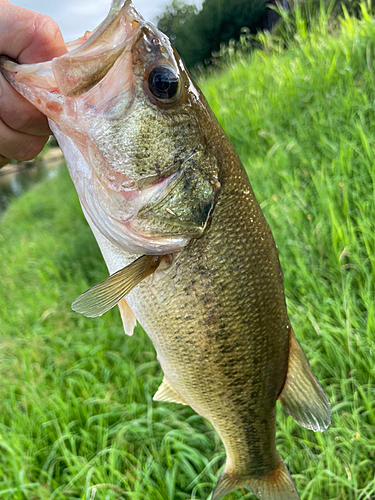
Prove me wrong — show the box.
[0,161,62,217]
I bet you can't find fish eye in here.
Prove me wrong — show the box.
[148,67,179,100]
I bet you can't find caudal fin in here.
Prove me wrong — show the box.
[211,455,300,500]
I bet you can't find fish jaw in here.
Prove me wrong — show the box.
[50,122,191,254]
[0,0,220,254]
[51,0,143,97]
[0,0,143,139]
[0,0,142,98]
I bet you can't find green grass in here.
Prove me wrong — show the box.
[0,170,222,500]
[1,5,375,500]
[201,5,375,498]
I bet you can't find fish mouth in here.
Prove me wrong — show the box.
[124,148,200,191]
[91,148,201,222]
[86,143,217,248]
[88,165,194,254]
[1,0,217,254]
[51,0,145,97]
[0,0,145,98]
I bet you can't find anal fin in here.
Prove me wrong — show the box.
[212,454,300,500]
[153,377,187,405]
[118,298,136,336]
[278,329,330,432]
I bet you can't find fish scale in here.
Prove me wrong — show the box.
[125,141,290,478]
[0,1,330,498]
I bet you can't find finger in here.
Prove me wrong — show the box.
[0,3,67,63]
[0,118,48,161]
[0,73,50,136]
[0,155,10,168]
[0,3,67,143]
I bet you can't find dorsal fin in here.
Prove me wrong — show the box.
[278,329,330,432]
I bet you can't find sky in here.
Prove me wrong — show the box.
[11,0,202,43]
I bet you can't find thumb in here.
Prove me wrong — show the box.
[0,1,67,63]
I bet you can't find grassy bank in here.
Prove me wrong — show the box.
[1,6,374,500]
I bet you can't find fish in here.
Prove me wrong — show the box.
[0,1,330,498]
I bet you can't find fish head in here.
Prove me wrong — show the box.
[0,0,221,254]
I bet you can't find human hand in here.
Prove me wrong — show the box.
[0,0,66,167]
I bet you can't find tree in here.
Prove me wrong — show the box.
[157,0,199,43]
[157,0,268,69]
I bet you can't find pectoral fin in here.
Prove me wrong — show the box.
[153,377,187,405]
[72,254,161,317]
[118,298,136,336]
[278,329,330,432]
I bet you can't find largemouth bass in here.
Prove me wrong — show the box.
[0,1,330,498]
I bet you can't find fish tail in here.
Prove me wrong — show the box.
[211,455,300,500]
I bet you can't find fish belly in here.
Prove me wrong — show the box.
[104,161,289,477]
